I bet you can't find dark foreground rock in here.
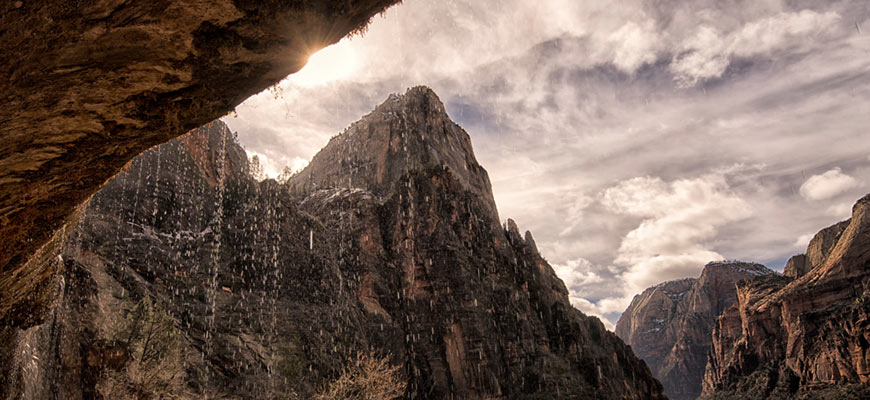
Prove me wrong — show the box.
[1,88,665,399]
[0,0,402,329]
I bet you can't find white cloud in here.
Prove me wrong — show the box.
[570,296,617,331]
[671,26,731,87]
[552,258,602,289]
[606,19,662,73]
[826,202,853,218]
[671,10,841,86]
[729,11,841,57]
[602,174,752,292]
[800,168,857,200]
[794,233,814,249]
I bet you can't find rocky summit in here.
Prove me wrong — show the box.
[619,193,870,400]
[616,261,775,400]
[0,88,665,399]
[703,195,870,399]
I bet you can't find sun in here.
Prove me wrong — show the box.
[288,38,358,87]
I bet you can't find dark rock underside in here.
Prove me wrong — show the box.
[0,0,401,327]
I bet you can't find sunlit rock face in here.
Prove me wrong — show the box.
[288,86,498,220]
[616,261,775,400]
[702,195,870,399]
[0,0,401,328]
[0,89,665,399]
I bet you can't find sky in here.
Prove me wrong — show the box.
[222,0,870,329]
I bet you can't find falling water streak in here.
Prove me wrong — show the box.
[267,193,281,398]
[111,154,147,287]
[205,129,228,399]
[169,139,189,378]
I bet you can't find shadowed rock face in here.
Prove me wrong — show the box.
[783,254,809,278]
[1,90,666,399]
[702,195,870,399]
[616,262,775,400]
[0,0,401,328]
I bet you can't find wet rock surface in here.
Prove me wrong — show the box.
[1,89,665,399]
[0,0,401,328]
[616,261,775,400]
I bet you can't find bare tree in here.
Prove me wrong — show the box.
[315,351,406,400]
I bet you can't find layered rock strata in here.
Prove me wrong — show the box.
[702,196,870,399]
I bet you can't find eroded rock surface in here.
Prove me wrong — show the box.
[806,220,851,272]
[1,89,665,399]
[617,261,775,400]
[783,254,809,279]
[0,0,400,328]
[702,196,870,399]
[288,86,499,222]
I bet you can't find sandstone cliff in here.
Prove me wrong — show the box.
[702,196,870,399]
[0,0,402,329]
[783,220,852,279]
[1,89,665,399]
[616,262,775,400]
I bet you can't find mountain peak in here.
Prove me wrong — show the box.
[616,260,776,400]
[379,85,446,114]
[289,86,499,221]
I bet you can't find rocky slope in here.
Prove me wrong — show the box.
[0,0,402,329]
[288,86,498,222]
[616,262,775,400]
[1,88,665,399]
[702,196,870,399]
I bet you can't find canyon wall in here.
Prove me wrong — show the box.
[0,0,401,328]
[616,262,775,400]
[702,199,870,399]
[1,88,665,399]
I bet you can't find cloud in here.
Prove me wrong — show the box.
[730,11,841,57]
[569,296,618,331]
[602,174,752,292]
[552,258,602,288]
[671,10,841,86]
[826,202,853,218]
[670,26,731,86]
[225,0,870,327]
[794,233,814,249]
[800,168,857,200]
[606,19,662,73]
